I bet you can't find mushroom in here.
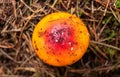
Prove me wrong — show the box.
[32,12,90,66]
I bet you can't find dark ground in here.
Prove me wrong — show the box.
[0,0,120,77]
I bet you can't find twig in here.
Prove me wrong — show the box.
[15,67,36,72]
[98,16,112,39]
[90,43,108,59]
[0,75,26,77]
[80,9,94,19]
[90,40,120,51]
[51,0,58,8]
[0,44,14,48]
[20,0,34,12]
[20,53,36,67]
[19,7,44,41]
[96,0,110,30]
[45,3,59,12]
[12,0,17,18]
[69,64,120,73]
[110,7,120,23]
[60,0,68,10]
[89,46,101,59]
[0,49,17,63]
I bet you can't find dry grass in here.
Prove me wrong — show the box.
[0,0,120,77]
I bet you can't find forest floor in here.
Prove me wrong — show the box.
[0,0,120,77]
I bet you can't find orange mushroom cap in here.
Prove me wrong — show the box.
[32,12,90,66]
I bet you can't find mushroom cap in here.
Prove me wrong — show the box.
[32,12,90,66]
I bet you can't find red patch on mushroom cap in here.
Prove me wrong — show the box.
[44,20,77,54]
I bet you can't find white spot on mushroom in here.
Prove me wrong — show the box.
[68,42,72,46]
[55,39,58,42]
[70,47,74,51]
[62,32,64,35]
